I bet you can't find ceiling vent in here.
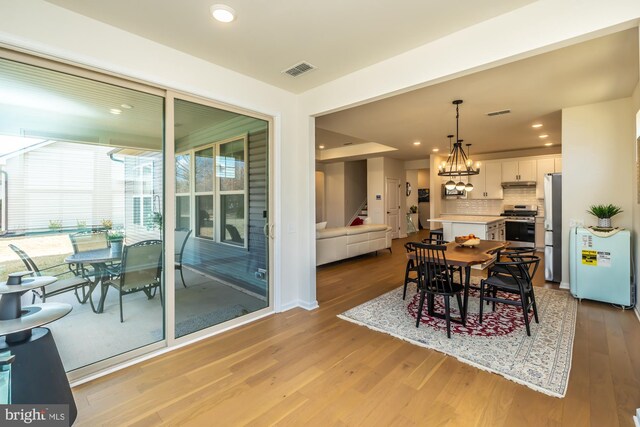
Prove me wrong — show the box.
[282,61,316,77]
[487,109,511,117]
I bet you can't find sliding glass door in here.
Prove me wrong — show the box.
[173,99,269,338]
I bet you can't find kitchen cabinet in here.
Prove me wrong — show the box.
[468,161,502,199]
[554,157,562,172]
[502,159,536,182]
[430,216,505,241]
[535,217,545,250]
[536,156,562,198]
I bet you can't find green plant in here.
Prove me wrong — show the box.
[107,230,125,241]
[76,219,87,229]
[586,204,623,219]
[101,219,113,230]
[48,220,62,230]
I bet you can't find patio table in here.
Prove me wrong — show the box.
[65,248,121,314]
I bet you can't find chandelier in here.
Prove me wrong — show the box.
[437,99,480,192]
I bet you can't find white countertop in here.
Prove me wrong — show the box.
[428,215,504,225]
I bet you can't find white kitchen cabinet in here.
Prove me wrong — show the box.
[502,159,536,182]
[554,157,562,172]
[536,158,555,199]
[469,161,502,199]
[535,217,545,250]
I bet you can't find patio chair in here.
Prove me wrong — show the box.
[106,240,162,322]
[175,229,192,288]
[8,244,90,304]
[69,230,109,253]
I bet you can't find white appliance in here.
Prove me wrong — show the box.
[569,227,633,305]
[544,173,562,282]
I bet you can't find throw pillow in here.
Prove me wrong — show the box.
[315,221,327,230]
[350,217,364,226]
[363,217,372,224]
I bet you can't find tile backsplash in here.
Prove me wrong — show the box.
[443,187,544,216]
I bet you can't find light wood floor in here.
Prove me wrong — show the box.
[73,230,640,426]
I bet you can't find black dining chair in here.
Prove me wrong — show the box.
[479,255,540,336]
[409,241,464,338]
[9,244,90,304]
[403,238,450,300]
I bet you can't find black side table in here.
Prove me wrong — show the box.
[0,271,77,424]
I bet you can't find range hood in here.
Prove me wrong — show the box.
[501,181,536,188]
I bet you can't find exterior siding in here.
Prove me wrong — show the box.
[2,141,124,232]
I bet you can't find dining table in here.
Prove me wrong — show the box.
[65,248,122,314]
[416,239,508,325]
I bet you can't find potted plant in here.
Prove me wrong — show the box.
[586,204,623,229]
[108,229,125,254]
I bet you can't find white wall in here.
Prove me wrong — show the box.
[344,160,367,223]
[366,158,385,224]
[315,171,325,222]
[324,162,346,227]
[632,76,640,318]
[0,0,305,309]
[562,97,636,287]
[417,170,430,189]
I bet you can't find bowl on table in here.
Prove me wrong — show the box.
[455,235,481,247]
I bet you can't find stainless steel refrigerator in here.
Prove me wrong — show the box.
[544,173,562,282]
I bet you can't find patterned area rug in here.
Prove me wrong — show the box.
[338,284,577,397]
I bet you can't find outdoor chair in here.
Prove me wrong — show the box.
[69,230,111,278]
[409,241,464,338]
[8,244,90,304]
[479,255,541,336]
[106,240,163,323]
[175,229,192,288]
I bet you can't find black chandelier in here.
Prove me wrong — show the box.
[437,99,480,192]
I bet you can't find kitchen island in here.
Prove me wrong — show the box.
[428,215,505,242]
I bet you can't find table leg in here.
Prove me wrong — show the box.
[462,265,471,326]
[88,263,110,314]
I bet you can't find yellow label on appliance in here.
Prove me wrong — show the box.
[582,250,597,266]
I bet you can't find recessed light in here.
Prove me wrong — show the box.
[109,108,122,115]
[120,104,133,109]
[413,141,421,146]
[532,123,543,128]
[211,4,236,22]
[539,134,549,139]
[544,142,553,146]
[318,145,325,149]
[432,148,439,152]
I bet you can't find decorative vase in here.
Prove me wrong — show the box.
[597,218,612,228]
[110,240,123,255]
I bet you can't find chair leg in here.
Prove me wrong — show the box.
[32,291,36,304]
[479,281,485,324]
[520,288,531,336]
[444,296,451,338]
[119,290,124,323]
[403,260,414,300]
[530,288,539,323]
[416,290,426,328]
[456,293,464,326]
[180,268,187,288]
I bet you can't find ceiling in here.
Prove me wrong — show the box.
[44,0,535,94]
[316,28,639,161]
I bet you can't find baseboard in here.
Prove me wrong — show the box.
[559,281,570,290]
[279,299,319,312]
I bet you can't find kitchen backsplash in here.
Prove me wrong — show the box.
[442,187,544,216]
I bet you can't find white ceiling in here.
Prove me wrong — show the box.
[316,28,639,160]
[37,2,639,162]
[44,0,535,94]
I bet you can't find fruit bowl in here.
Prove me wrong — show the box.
[455,235,480,247]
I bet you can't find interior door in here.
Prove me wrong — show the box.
[386,177,400,239]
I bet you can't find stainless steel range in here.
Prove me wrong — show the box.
[500,204,537,248]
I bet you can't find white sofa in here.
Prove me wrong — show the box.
[316,224,392,266]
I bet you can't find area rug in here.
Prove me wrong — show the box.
[338,284,577,397]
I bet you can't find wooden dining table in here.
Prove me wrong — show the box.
[415,239,508,324]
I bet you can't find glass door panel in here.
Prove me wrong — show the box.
[174,98,268,338]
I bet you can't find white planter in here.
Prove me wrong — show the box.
[597,218,612,228]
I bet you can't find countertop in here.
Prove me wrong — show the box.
[428,215,505,225]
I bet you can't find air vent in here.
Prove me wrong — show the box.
[282,61,316,77]
[487,109,511,117]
